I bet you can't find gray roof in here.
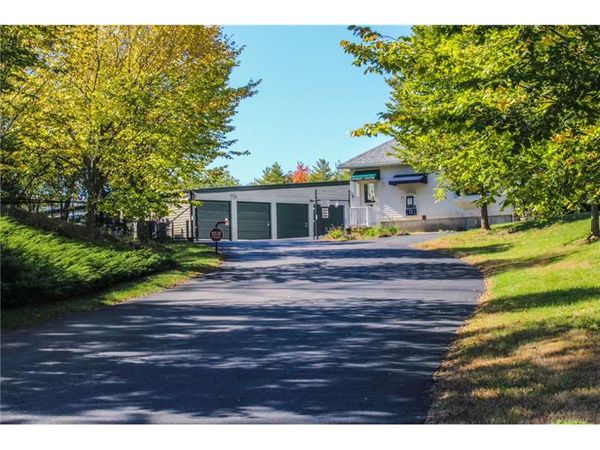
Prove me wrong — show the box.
[193,180,348,194]
[339,139,402,169]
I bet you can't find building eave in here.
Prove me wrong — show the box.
[192,180,349,194]
[338,161,405,170]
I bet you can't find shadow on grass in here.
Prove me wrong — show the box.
[501,213,589,234]
[452,287,600,361]
[482,287,600,314]
[1,244,174,308]
[429,328,600,423]
[450,243,513,256]
[429,242,576,277]
[457,322,571,359]
[474,250,574,276]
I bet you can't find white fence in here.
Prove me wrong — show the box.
[348,206,379,228]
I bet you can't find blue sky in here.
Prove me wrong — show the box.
[219,25,411,184]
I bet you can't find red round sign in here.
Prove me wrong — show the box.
[209,228,223,241]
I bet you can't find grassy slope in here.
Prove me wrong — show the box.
[417,216,600,424]
[1,214,173,305]
[1,214,220,330]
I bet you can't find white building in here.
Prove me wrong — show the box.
[339,140,513,231]
[162,181,350,241]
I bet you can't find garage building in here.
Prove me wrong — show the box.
[164,181,350,241]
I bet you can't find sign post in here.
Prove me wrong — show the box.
[210,227,223,253]
[210,218,229,254]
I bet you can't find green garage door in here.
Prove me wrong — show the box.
[277,203,309,238]
[316,204,345,236]
[237,202,271,240]
[195,200,231,240]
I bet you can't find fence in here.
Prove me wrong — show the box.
[142,217,195,241]
[1,198,87,221]
[1,198,133,238]
[1,197,197,241]
[348,206,379,227]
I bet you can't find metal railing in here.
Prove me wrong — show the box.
[348,206,379,227]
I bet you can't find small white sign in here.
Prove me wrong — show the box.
[321,207,329,219]
[321,199,330,207]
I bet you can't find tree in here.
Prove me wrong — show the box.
[0,26,62,201]
[253,162,289,185]
[308,158,334,182]
[497,26,600,237]
[342,26,600,236]
[342,26,511,230]
[1,26,258,235]
[290,161,310,183]
[333,160,351,181]
[198,167,240,188]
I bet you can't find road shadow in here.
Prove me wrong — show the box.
[1,235,482,424]
[1,295,477,424]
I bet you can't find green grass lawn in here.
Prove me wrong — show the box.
[417,215,600,423]
[1,213,220,330]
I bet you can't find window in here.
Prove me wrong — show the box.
[363,183,376,203]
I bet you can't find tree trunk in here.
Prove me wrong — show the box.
[61,196,71,221]
[480,204,491,231]
[591,203,599,238]
[83,157,105,239]
[86,197,97,238]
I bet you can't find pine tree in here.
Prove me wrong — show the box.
[253,163,289,185]
[309,159,335,181]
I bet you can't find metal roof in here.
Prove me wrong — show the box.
[192,180,349,194]
[339,139,402,169]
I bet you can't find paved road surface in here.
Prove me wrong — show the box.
[1,235,482,423]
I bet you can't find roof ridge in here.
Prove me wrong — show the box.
[339,139,402,169]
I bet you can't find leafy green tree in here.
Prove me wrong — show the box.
[342,26,600,235]
[333,160,350,181]
[253,162,290,185]
[0,26,62,201]
[2,26,258,235]
[496,26,600,237]
[308,158,335,182]
[342,26,512,229]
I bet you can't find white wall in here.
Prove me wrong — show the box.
[190,184,350,240]
[350,164,512,222]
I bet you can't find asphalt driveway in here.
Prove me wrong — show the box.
[1,234,483,423]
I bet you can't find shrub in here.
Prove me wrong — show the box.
[363,226,382,239]
[323,225,410,241]
[383,225,398,236]
[323,226,349,241]
[1,213,175,308]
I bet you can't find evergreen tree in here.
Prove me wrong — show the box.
[253,162,289,185]
[199,167,240,187]
[308,159,335,181]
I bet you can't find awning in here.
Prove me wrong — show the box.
[351,169,380,181]
[388,173,428,185]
